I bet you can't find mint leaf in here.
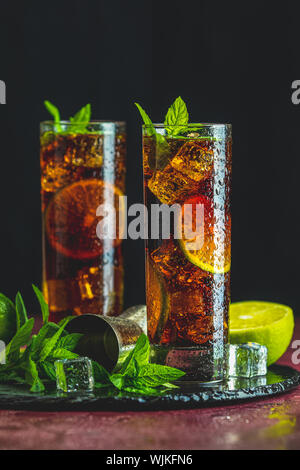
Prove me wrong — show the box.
[40,361,56,381]
[44,100,60,122]
[135,103,155,137]
[43,101,92,134]
[110,374,125,390]
[164,96,189,136]
[56,333,82,352]
[39,318,70,362]
[22,357,45,393]
[15,292,28,330]
[70,103,91,123]
[6,318,35,362]
[137,363,184,386]
[54,360,67,392]
[57,316,75,327]
[50,348,78,360]
[161,382,179,389]
[32,285,49,325]
[135,102,171,170]
[44,100,62,132]
[92,361,110,383]
[31,322,62,359]
[120,333,150,376]
[69,104,91,133]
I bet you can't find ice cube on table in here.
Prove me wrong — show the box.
[55,357,94,393]
[227,342,268,378]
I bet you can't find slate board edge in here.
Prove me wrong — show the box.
[0,365,299,412]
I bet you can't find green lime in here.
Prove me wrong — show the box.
[146,260,170,343]
[0,293,17,343]
[229,301,294,366]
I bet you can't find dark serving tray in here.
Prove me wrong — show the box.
[0,365,298,412]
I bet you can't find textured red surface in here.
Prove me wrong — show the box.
[0,320,299,450]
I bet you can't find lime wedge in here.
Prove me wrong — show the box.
[146,260,170,342]
[229,301,294,365]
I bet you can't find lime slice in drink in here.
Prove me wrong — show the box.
[0,293,17,343]
[229,301,294,365]
[146,260,170,343]
[177,194,231,274]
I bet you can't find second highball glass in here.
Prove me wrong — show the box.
[40,121,126,322]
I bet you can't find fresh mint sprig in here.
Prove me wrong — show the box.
[135,96,194,168]
[43,101,92,133]
[0,286,82,392]
[135,96,190,138]
[0,287,185,395]
[97,334,185,396]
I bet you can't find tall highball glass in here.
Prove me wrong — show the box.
[143,123,232,383]
[40,121,126,322]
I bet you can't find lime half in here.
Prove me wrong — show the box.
[229,301,294,366]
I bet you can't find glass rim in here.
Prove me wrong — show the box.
[143,122,231,128]
[40,120,126,126]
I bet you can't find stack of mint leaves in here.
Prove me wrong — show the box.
[0,286,184,395]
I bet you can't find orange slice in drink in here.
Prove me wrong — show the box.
[178,195,231,274]
[46,179,124,260]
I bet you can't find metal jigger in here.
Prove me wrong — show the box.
[67,305,147,372]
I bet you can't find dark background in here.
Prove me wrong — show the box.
[0,0,299,315]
